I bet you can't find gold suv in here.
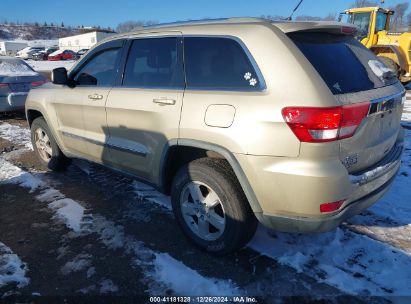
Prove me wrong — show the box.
[26,18,405,254]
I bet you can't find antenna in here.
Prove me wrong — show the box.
[286,0,304,21]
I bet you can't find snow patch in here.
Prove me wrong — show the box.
[154,253,240,296]
[26,59,75,72]
[0,123,32,150]
[0,158,42,191]
[99,279,119,294]
[48,198,86,233]
[0,242,29,288]
[249,226,411,296]
[132,180,171,209]
[60,254,92,275]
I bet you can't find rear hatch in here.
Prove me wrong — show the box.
[286,28,404,173]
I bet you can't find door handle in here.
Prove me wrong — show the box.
[88,94,104,100]
[152,98,176,106]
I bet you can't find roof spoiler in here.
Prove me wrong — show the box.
[273,21,357,35]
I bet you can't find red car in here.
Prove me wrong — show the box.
[48,50,77,61]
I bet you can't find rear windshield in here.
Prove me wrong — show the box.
[0,58,37,77]
[288,32,397,95]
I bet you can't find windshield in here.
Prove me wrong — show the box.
[349,12,371,40]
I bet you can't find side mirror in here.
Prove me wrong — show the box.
[51,67,68,85]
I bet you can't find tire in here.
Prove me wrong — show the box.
[31,117,70,171]
[378,56,399,77]
[171,158,258,255]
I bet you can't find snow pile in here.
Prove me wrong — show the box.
[0,242,29,288]
[0,123,33,150]
[0,59,38,76]
[154,253,240,296]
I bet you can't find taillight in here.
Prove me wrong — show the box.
[31,80,46,87]
[320,200,345,213]
[0,83,8,88]
[282,102,369,143]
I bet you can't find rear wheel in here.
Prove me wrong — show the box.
[31,117,70,171]
[171,158,257,255]
[378,56,399,77]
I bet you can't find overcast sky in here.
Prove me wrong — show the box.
[1,0,410,28]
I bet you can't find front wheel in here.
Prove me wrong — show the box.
[31,117,70,171]
[171,158,257,255]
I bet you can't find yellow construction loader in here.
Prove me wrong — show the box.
[340,6,411,83]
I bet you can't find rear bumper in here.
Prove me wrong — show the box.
[251,131,404,233]
[255,170,398,233]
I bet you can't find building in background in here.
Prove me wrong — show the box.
[28,40,58,48]
[0,41,28,56]
[58,31,114,52]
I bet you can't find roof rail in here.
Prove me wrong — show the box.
[142,17,271,29]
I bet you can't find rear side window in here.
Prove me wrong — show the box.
[184,37,263,91]
[288,33,397,95]
[122,37,184,89]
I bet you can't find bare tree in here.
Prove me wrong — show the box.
[390,2,409,29]
[295,15,322,21]
[261,15,287,21]
[353,0,378,7]
[323,12,337,21]
[116,20,158,33]
[407,11,411,26]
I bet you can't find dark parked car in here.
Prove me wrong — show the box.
[0,57,46,112]
[48,50,77,61]
[32,47,59,61]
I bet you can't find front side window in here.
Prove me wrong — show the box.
[376,12,388,32]
[351,13,371,40]
[122,37,184,89]
[74,48,122,86]
[184,37,262,91]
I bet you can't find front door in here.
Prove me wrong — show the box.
[105,33,184,184]
[68,39,125,163]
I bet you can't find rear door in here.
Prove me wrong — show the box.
[105,33,184,183]
[288,32,404,172]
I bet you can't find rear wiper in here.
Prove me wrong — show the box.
[382,70,396,80]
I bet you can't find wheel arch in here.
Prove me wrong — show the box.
[26,108,44,127]
[26,107,66,155]
[160,139,263,213]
